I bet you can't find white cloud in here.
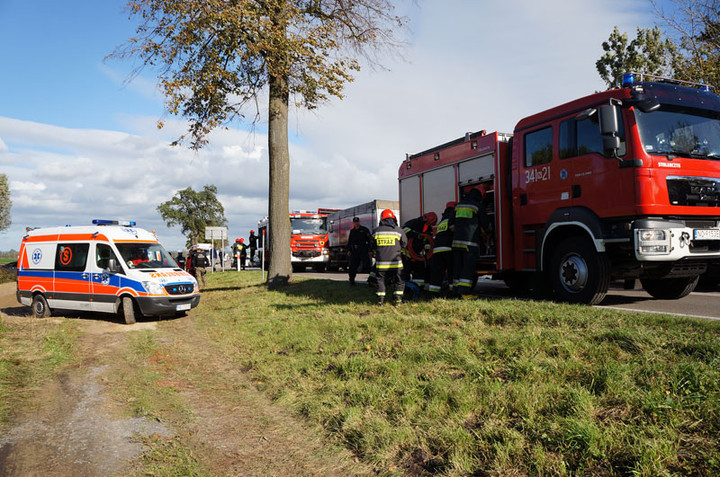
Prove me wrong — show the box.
[10,181,46,192]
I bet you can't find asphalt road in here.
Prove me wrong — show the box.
[295,270,720,321]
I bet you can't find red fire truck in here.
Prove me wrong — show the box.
[399,73,720,305]
[259,209,339,272]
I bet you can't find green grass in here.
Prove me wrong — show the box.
[194,271,720,476]
[0,318,79,424]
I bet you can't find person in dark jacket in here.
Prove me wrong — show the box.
[426,202,455,297]
[372,209,407,305]
[248,230,258,263]
[451,188,482,297]
[401,211,438,289]
[347,217,372,285]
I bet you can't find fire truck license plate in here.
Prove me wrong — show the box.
[694,229,720,240]
[176,303,192,311]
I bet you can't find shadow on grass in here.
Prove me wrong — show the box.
[275,278,376,305]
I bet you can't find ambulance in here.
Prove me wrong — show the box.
[16,220,200,324]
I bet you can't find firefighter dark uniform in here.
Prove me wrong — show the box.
[347,217,372,285]
[426,203,455,297]
[248,230,258,263]
[452,189,482,296]
[402,212,437,288]
[372,209,407,305]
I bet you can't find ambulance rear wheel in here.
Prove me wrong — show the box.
[549,236,610,306]
[32,294,51,318]
[122,296,137,325]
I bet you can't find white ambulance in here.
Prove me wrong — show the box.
[16,220,200,324]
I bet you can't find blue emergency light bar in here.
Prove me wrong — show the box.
[620,72,712,92]
[92,219,137,226]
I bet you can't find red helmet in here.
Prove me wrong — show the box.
[423,211,438,226]
[250,229,255,233]
[446,201,457,209]
[380,209,396,221]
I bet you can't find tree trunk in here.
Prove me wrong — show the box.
[266,72,292,289]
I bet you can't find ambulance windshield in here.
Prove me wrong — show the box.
[116,243,179,269]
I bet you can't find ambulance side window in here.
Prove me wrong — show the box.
[96,243,119,270]
[55,243,89,272]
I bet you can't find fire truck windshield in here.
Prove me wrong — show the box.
[635,106,720,159]
[290,217,327,235]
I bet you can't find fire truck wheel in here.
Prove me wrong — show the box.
[549,237,610,305]
[121,296,137,325]
[32,294,51,318]
[640,275,699,300]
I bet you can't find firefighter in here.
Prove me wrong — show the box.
[426,202,455,298]
[233,238,248,270]
[248,230,258,264]
[401,211,438,289]
[347,217,372,285]
[451,188,482,297]
[372,209,407,305]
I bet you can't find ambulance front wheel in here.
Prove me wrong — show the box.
[548,236,610,306]
[32,294,51,318]
[121,296,137,325]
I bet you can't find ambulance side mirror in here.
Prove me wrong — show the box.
[106,258,122,274]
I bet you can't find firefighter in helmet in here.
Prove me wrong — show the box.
[426,202,455,297]
[371,209,407,305]
[451,188,482,297]
[401,211,438,289]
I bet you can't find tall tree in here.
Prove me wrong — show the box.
[110,0,407,288]
[157,185,227,247]
[0,174,11,232]
[596,26,678,89]
[652,0,720,89]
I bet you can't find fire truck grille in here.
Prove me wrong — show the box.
[293,239,321,258]
[165,283,194,295]
[668,177,720,207]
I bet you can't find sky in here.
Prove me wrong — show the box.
[0,0,662,252]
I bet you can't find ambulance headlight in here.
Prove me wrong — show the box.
[142,281,166,295]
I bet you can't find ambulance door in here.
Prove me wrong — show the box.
[88,242,122,314]
[53,243,92,311]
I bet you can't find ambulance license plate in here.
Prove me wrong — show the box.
[176,303,192,311]
[694,229,720,240]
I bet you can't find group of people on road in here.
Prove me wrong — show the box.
[347,187,492,305]
[174,230,259,290]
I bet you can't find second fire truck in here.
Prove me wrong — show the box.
[400,73,720,304]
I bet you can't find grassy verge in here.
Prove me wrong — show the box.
[0,317,79,425]
[190,271,720,476]
[0,267,14,285]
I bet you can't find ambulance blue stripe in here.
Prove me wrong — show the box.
[20,269,146,293]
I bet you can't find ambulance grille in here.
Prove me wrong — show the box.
[165,283,194,295]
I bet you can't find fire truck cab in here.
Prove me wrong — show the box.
[400,74,720,304]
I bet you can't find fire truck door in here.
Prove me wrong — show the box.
[516,126,570,227]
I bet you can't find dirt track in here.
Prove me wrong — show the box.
[0,282,370,476]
